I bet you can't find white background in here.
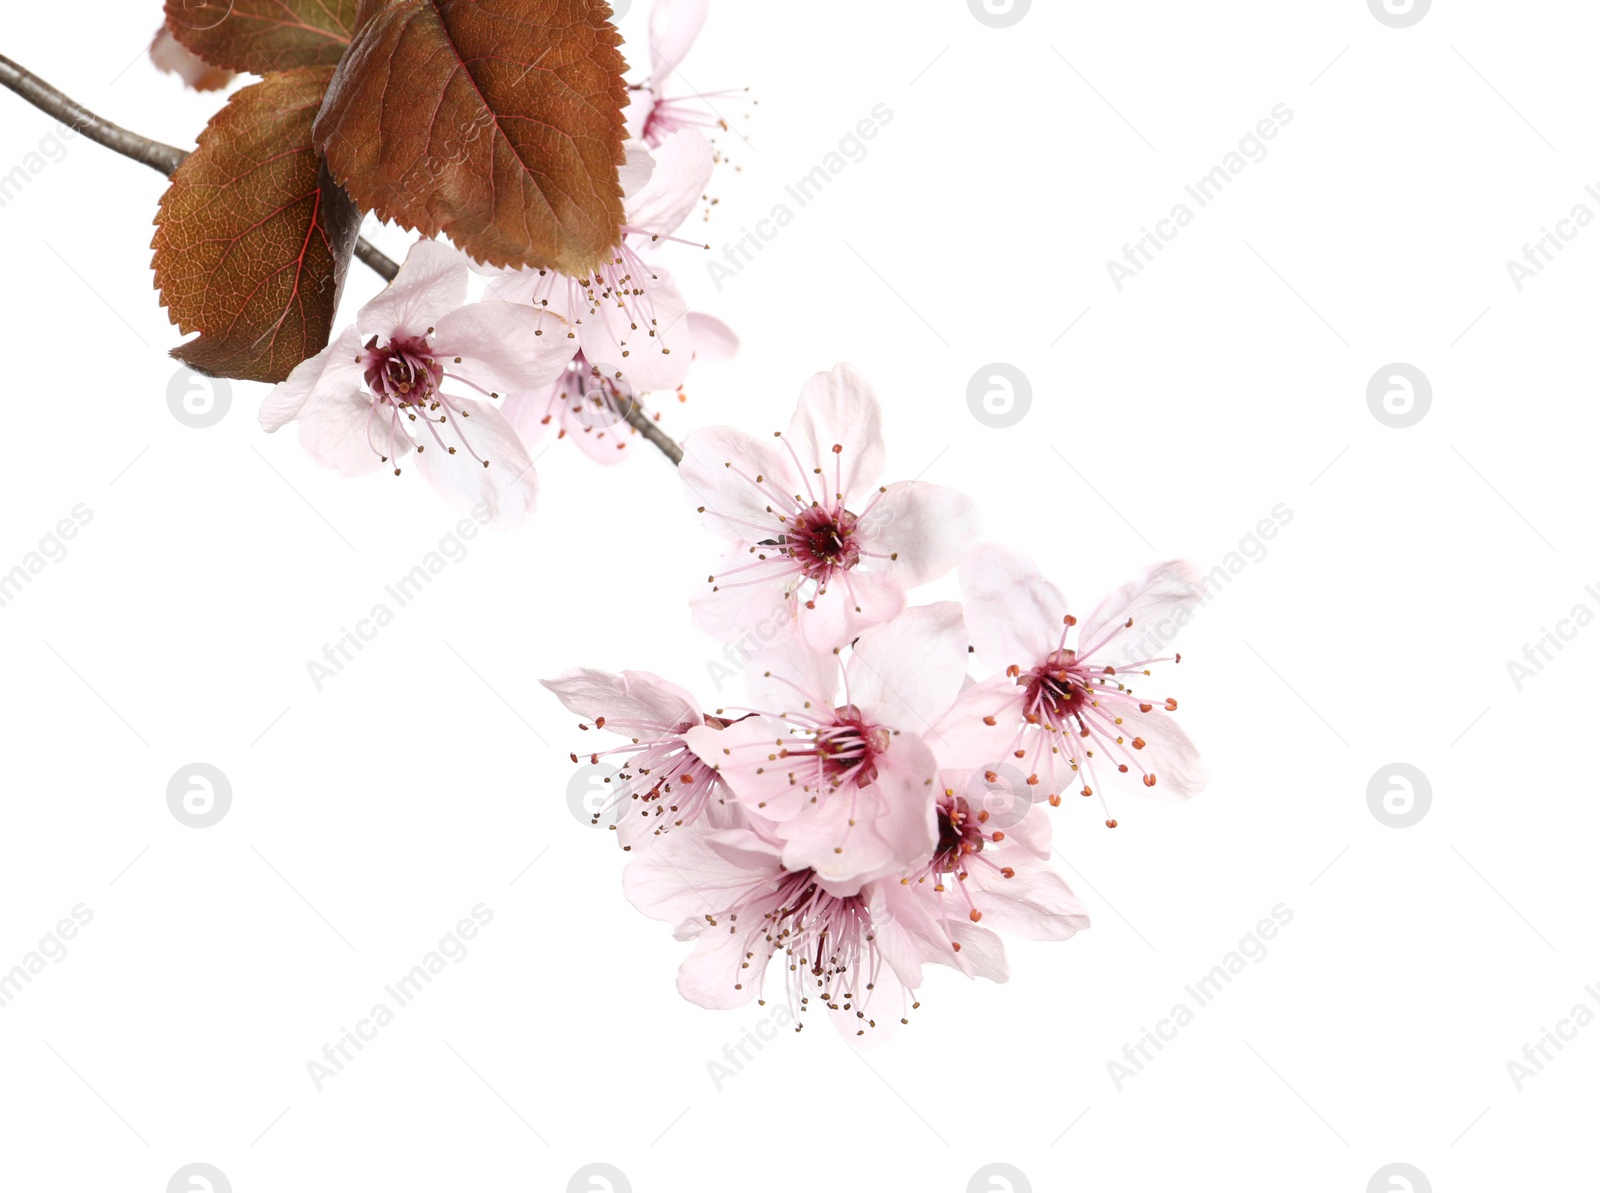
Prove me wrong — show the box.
[1,1,1594,1190]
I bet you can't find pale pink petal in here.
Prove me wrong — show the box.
[777,732,940,895]
[485,268,581,325]
[649,0,709,78]
[846,603,971,733]
[623,824,779,927]
[785,364,886,504]
[685,718,813,823]
[679,426,800,542]
[971,865,1090,942]
[358,239,469,339]
[296,389,387,478]
[960,544,1066,671]
[690,552,801,651]
[798,569,906,653]
[410,400,537,528]
[259,327,362,431]
[1122,706,1208,800]
[857,482,982,587]
[926,678,1020,775]
[541,668,701,735]
[947,920,1011,981]
[1078,560,1205,665]
[688,312,739,362]
[625,129,713,238]
[433,301,571,393]
[676,927,760,1009]
[499,386,558,448]
[742,632,840,714]
[618,141,656,199]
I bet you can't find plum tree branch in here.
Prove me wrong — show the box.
[0,51,686,468]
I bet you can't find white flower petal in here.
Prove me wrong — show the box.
[411,400,537,528]
[433,301,572,394]
[785,364,886,504]
[358,239,469,340]
[649,0,709,79]
[960,544,1066,671]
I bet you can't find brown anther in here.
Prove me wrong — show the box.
[1143,774,1158,788]
[1132,737,1146,750]
[1165,698,1179,711]
[1106,819,1118,828]
[969,909,983,923]
[1139,702,1153,713]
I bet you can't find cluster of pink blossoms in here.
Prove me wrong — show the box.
[258,0,740,524]
[546,365,1209,1038]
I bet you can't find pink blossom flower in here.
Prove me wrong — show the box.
[684,604,973,894]
[957,545,1208,819]
[628,0,746,148]
[902,771,1091,939]
[259,240,569,527]
[502,312,737,465]
[622,814,994,1037]
[542,667,732,848]
[678,364,981,652]
[488,130,714,396]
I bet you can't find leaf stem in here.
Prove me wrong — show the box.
[0,52,689,468]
